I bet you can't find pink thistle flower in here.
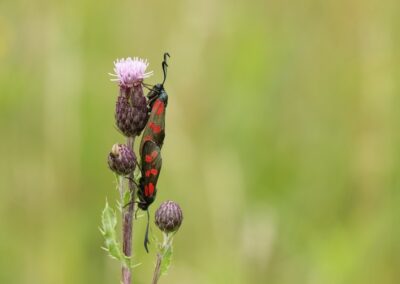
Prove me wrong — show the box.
[109,57,153,88]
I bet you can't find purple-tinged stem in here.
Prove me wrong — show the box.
[152,253,162,284]
[122,136,136,284]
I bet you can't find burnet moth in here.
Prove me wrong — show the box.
[137,53,170,252]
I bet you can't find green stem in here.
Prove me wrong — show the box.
[152,233,174,284]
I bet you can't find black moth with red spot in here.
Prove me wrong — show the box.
[138,53,169,210]
[137,53,170,252]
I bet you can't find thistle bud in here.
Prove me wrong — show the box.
[108,144,136,175]
[130,85,148,134]
[115,89,148,137]
[155,201,183,233]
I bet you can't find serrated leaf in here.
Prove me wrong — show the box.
[102,200,117,231]
[160,245,173,275]
[100,199,131,268]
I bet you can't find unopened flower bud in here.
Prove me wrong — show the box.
[115,89,148,137]
[108,144,136,175]
[155,201,183,233]
[130,85,148,134]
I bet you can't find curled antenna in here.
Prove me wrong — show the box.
[161,52,170,85]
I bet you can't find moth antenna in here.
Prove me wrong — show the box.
[144,209,150,253]
[161,52,170,85]
[163,52,170,64]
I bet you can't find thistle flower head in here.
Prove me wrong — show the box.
[110,57,153,88]
[155,201,183,233]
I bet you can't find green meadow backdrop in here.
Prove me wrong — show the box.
[0,0,398,283]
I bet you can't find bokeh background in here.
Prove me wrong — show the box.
[0,0,399,283]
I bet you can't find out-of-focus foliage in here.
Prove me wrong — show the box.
[0,0,398,283]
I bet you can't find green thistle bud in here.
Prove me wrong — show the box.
[155,201,183,233]
[108,144,136,175]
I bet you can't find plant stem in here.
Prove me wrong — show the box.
[122,136,136,284]
[152,253,162,284]
[152,233,174,284]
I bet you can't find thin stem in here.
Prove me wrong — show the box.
[152,253,162,284]
[152,233,175,284]
[122,136,136,284]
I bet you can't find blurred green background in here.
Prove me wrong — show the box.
[0,0,399,283]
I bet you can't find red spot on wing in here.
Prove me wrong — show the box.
[153,100,161,110]
[151,150,158,159]
[145,155,153,163]
[145,168,158,177]
[156,101,165,115]
[144,184,149,196]
[149,122,162,134]
[148,183,155,196]
[143,135,152,143]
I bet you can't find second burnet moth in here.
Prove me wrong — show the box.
[137,141,162,211]
[137,140,162,252]
[137,53,170,252]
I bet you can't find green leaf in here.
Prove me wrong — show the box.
[100,199,131,268]
[116,200,122,213]
[160,244,173,275]
[134,168,142,182]
[122,189,131,208]
[102,199,117,231]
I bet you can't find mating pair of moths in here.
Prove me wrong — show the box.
[132,53,170,252]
